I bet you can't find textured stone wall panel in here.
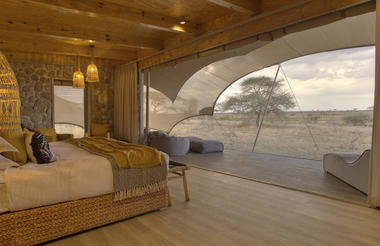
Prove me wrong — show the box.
[9,61,114,130]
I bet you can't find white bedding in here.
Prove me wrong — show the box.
[0,141,114,212]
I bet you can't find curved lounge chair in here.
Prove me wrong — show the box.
[323,150,370,194]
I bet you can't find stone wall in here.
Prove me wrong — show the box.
[9,61,114,130]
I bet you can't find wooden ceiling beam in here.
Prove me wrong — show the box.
[0,0,165,50]
[206,0,260,15]
[0,30,137,61]
[140,0,373,68]
[26,0,200,34]
[3,50,126,67]
[0,21,161,50]
[260,0,305,13]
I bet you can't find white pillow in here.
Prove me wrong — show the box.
[0,154,19,170]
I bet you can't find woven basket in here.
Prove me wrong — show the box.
[0,188,168,246]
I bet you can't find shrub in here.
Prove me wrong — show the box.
[342,113,372,126]
[307,113,320,123]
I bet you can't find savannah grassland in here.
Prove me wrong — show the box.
[171,110,373,160]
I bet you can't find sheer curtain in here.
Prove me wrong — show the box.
[114,63,139,143]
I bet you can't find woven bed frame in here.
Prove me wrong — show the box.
[0,187,168,246]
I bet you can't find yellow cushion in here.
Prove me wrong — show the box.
[35,128,58,142]
[0,129,27,165]
[91,123,110,137]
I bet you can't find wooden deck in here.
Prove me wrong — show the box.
[47,169,380,246]
[171,150,367,204]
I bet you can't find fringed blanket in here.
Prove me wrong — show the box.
[69,137,165,168]
[69,137,167,201]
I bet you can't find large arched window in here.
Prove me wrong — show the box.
[171,46,374,160]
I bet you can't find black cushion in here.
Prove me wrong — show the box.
[24,128,56,164]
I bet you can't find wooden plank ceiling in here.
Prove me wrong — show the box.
[0,0,372,65]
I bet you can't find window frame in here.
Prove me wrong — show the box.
[51,79,88,133]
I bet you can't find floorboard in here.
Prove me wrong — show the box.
[46,169,380,246]
[171,150,367,204]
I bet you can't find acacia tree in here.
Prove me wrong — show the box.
[218,76,295,126]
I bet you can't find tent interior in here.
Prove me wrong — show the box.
[1,0,380,245]
[147,11,375,204]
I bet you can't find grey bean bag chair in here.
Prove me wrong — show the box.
[323,149,370,194]
[150,135,190,156]
[190,140,224,154]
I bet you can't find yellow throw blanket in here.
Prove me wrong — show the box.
[69,137,164,169]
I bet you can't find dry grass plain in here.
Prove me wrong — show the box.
[171,110,373,160]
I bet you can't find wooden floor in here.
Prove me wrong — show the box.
[46,169,380,246]
[171,150,367,204]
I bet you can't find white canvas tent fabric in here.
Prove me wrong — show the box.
[148,12,375,132]
[54,86,84,127]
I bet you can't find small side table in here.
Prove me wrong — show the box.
[168,160,191,206]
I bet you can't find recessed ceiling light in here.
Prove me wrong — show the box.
[180,16,186,25]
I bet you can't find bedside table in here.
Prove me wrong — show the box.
[168,160,191,206]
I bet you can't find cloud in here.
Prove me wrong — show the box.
[217,46,375,111]
[281,46,374,80]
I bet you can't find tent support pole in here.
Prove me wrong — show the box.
[252,64,281,152]
[369,0,380,208]
[144,72,150,145]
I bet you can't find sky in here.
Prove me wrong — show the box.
[218,46,375,111]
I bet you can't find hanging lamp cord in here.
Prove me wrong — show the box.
[90,45,95,64]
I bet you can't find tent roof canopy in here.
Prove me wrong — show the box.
[148,11,375,132]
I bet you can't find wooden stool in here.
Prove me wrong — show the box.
[168,160,191,206]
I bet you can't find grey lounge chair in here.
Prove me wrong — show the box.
[323,150,370,194]
[150,135,190,156]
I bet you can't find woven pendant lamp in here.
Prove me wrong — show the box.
[86,45,99,82]
[73,56,85,89]
[0,51,21,131]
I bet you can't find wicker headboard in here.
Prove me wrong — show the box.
[0,51,21,132]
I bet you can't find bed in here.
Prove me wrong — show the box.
[0,141,169,246]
